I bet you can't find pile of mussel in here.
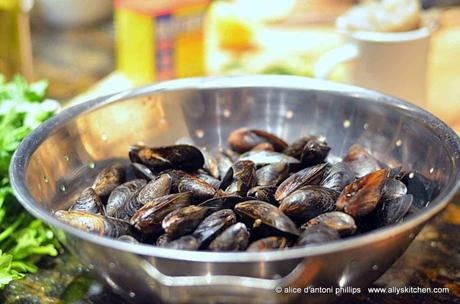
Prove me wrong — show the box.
[55,128,437,251]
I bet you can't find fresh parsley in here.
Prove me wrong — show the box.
[0,75,60,288]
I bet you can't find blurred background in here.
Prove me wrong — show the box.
[1,0,459,131]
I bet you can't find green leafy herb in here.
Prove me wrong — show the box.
[0,75,60,288]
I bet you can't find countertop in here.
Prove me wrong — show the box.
[2,5,459,304]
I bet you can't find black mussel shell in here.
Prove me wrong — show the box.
[220,160,256,196]
[300,137,331,167]
[302,211,357,237]
[295,224,340,247]
[162,169,194,192]
[162,205,209,238]
[256,162,289,186]
[131,145,204,172]
[336,169,389,217]
[235,200,300,237]
[320,162,355,192]
[284,136,322,159]
[194,173,221,190]
[178,177,217,202]
[55,210,133,238]
[247,186,278,205]
[136,174,172,205]
[279,186,339,222]
[193,209,237,247]
[69,187,104,215]
[228,128,288,153]
[106,179,146,217]
[208,222,250,251]
[130,193,192,234]
[382,178,407,200]
[92,164,125,199]
[163,235,200,250]
[275,163,328,201]
[374,194,413,226]
[343,145,381,177]
[401,171,439,209]
[201,148,220,179]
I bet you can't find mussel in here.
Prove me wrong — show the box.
[69,187,104,214]
[279,186,339,222]
[130,193,192,234]
[178,176,218,201]
[55,210,133,238]
[163,235,200,250]
[247,186,278,205]
[301,211,357,237]
[284,136,322,159]
[220,160,256,196]
[235,200,300,237]
[214,150,234,178]
[344,145,381,177]
[299,137,331,167]
[374,194,413,226]
[161,169,194,193]
[162,205,209,238]
[238,151,299,167]
[201,148,220,179]
[401,171,439,209]
[92,164,125,199]
[320,162,355,192]
[114,188,145,221]
[336,169,389,217]
[295,224,340,247]
[228,128,288,153]
[382,179,407,200]
[130,144,204,172]
[208,223,250,251]
[256,162,289,186]
[193,209,237,247]
[275,163,328,201]
[136,174,172,205]
[194,173,221,190]
[106,179,147,217]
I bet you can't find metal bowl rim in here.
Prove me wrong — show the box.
[9,75,460,262]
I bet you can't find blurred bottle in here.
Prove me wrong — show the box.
[0,0,33,80]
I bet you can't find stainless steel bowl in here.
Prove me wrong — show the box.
[9,76,460,303]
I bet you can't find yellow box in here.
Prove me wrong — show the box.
[114,0,209,84]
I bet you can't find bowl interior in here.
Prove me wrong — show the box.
[22,81,459,226]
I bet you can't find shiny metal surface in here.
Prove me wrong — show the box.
[9,76,460,303]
